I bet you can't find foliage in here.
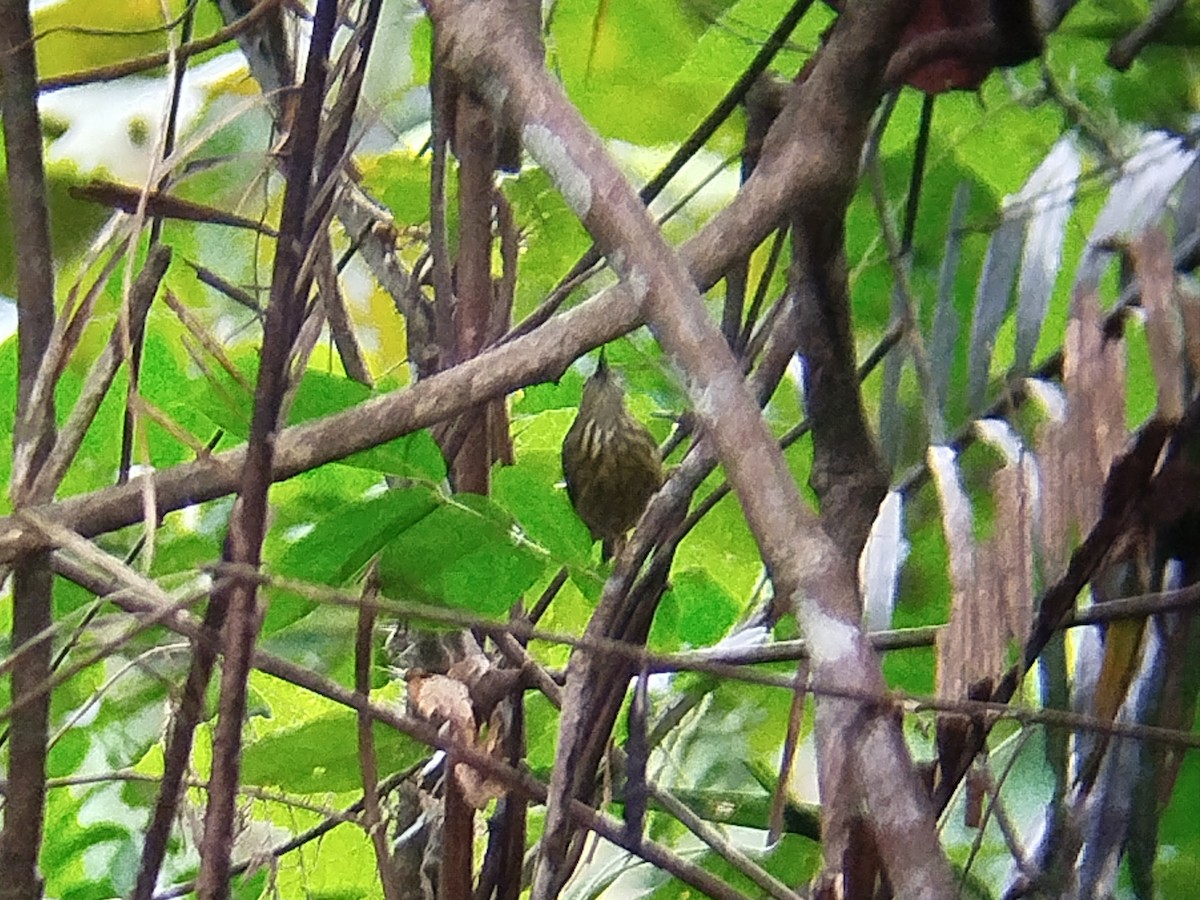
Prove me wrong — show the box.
[0,0,1198,898]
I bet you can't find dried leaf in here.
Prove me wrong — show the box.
[409,672,475,739]
[929,445,980,700]
[1026,377,1071,579]
[454,761,506,810]
[975,419,1037,645]
[1062,286,1127,536]
[1132,227,1186,420]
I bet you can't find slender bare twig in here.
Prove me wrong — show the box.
[356,567,403,900]
[491,634,802,900]
[29,246,172,503]
[196,0,341,894]
[316,234,373,385]
[149,769,418,900]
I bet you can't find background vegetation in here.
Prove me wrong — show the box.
[0,0,1198,898]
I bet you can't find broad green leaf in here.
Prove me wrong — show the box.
[231,870,269,900]
[358,151,432,229]
[32,0,225,80]
[501,168,593,320]
[1157,736,1200,894]
[672,0,831,90]
[550,0,716,146]
[266,486,441,633]
[240,711,425,793]
[649,567,740,652]
[185,361,446,480]
[47,727,90,780]
[493,449,592,565]
[677,476,761,604]
[647,834,820,898]
[378,493,545,618]
[272,825,382,900]
[259,605,356,686]
[512,372,585,415]
[288,369,447,480]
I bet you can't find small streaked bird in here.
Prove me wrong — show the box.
[561,352,664,559]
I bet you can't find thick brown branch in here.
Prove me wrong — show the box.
[790,228,889,561]
[0,0,59,895]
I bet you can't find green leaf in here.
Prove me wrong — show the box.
[649,567,740,652]
[359,150,432,229]
[647,834,820,898]
[672,0,830,91]
[231,869,269,900]
[259,605,356,686]
[189,362,447,481]
[240,711,425,793]
[289,370,447,480]
[378,493,545,618]
[512,370,585,415]
[33,0,225,79]
[501,167,592,320]
[550,0,713,146]
[266,487,440,633]
[493,450,592,565]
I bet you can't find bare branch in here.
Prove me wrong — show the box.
[197,0,342,894]
[0,0,60,894]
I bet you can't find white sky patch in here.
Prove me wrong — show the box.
[0,295,15,344]
[608,140,739,218]
[522,123,592,219]
[41,54,243,182]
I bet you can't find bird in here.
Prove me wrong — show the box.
[561,351,664,560]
